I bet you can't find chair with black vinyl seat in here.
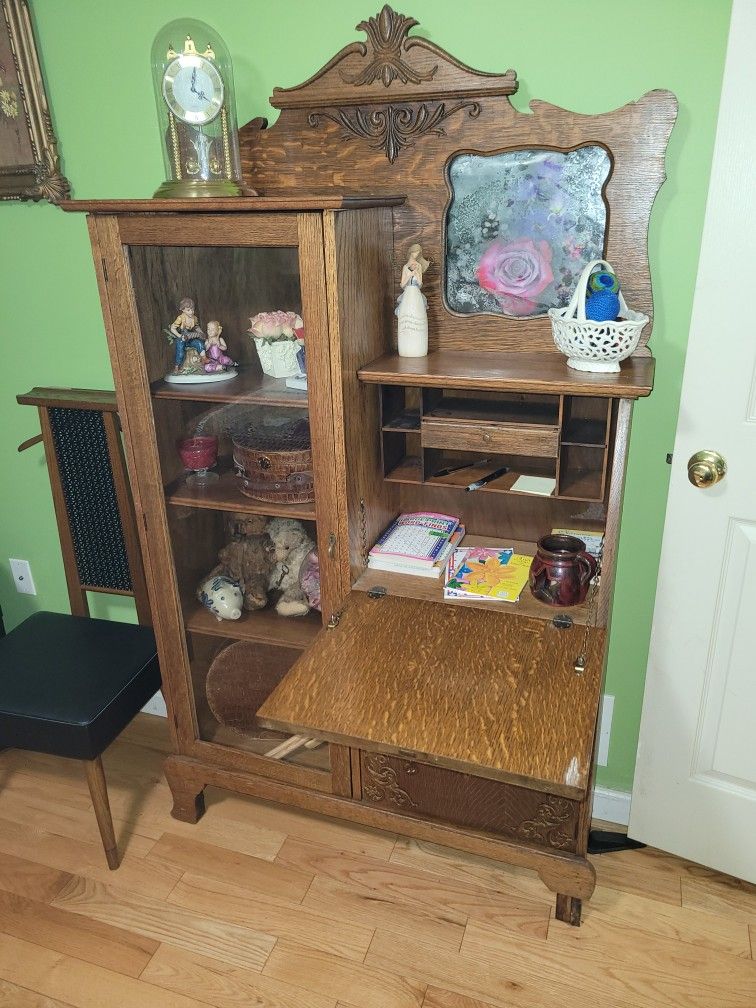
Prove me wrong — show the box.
[0,389,160,868]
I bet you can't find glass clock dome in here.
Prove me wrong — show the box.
[151,19,245,197]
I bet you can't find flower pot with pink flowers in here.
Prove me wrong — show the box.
[248,311,305,379]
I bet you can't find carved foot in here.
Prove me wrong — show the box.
[170,787,206,823]
[164,757,206,824]
[555,894,582,926]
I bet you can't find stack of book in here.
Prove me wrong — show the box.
[444,546,532,603]
[368,512,465,578]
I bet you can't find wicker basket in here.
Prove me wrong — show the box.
[548,259,648,373]
[206,640,298,737]
[232,442,314,503]
[230,407,315,504]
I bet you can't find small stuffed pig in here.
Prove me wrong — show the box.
[196,575,243,621]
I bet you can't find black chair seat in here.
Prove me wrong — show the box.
[0,612,159,761]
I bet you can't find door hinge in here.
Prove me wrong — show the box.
[367,585,387,599]
[327,610,343,629]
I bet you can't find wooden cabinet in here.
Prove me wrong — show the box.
[81,202,399,800]
[63,4,676,927]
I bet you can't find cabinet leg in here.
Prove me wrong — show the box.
[169,782,206,823]
[164,757,206,823]
[555,894,582,926]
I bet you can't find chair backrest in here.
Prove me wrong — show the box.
[16,388,151,626]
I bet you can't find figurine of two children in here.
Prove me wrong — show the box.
[168,297,236,380]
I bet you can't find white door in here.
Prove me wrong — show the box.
[629,0,756,882]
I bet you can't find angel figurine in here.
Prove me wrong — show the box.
[203,321,235,373]
[396,243,430,357]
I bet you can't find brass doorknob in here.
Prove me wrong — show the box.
[687,450,726,488]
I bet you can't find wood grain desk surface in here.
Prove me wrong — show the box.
[258,593,606,798]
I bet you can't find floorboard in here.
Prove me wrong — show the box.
[0,713,752,1008]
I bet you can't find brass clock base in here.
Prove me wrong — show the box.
[153,178,255,198]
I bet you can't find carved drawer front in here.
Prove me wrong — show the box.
[359,751,579,851]
[420,418,560,457]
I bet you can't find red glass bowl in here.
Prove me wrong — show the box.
[178,435,218,471]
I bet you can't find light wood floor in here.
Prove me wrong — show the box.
[0,714,754,1008]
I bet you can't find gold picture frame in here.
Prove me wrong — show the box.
[0,0,69,203]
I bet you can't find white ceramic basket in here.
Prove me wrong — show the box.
[548,259,649,373]
[253,337,303,379]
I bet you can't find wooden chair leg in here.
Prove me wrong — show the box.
[84,756,120,869]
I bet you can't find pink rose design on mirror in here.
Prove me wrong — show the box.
[475,238,554,316]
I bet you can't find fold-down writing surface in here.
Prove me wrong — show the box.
[257,593,605,798]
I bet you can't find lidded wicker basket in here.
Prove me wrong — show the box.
[548,259,649,373]
[229,407,314,504]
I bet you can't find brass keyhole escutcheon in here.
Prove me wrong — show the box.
[687,450,726,488]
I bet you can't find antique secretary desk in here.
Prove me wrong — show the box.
[63,7,676,924]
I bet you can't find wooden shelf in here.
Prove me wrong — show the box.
[561,419,608,446]
[381,408,421,432]
[359,350,655,399]
[61,195,406,214]
[353,534,591,625]
[165,467,317,521]
[385,455,556,495]
[185,600,322,650]
[152,368,309,407]
[557,469,605,501]
[426,395,559,426]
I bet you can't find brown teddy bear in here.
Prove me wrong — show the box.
[208,513,275,612]
[267,517,316,617]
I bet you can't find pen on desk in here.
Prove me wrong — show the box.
[465,465,510,491]
[432,458,490,478]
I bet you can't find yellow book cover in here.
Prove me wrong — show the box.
[444,548,532,602]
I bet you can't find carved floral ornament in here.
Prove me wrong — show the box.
[309,100,480,164]
[343,5,437,87]
[362,754,417,807]
[517,796,574,849]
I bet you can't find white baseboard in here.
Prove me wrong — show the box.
[592,785,631,827]
[141,692,167,717]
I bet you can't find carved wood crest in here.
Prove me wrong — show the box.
[240,6,677,353]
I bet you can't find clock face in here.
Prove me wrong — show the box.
[162,53,224,125]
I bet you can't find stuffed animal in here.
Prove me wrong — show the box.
[208,513,275,612]
[267,517,316,617]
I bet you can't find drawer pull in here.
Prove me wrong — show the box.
[404,764,417,775]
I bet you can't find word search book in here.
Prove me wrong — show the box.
[369,512,460,568]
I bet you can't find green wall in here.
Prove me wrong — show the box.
[0,0,732,790]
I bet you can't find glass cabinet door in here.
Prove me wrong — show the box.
[123,222,337,781]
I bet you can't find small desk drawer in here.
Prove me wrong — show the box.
[421,418,559,457]
[359,751,579,851]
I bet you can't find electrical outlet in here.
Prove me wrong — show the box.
[597,694,614,766]
[9,558,37,595]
